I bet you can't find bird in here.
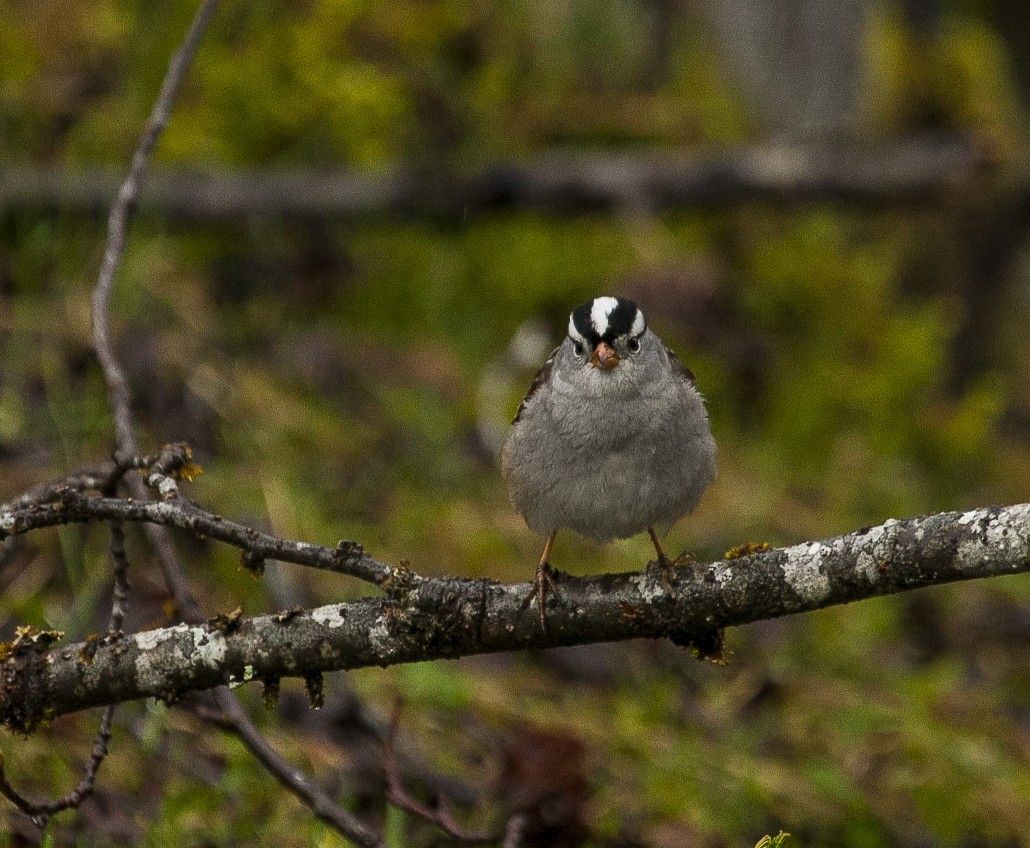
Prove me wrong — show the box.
[501,295,716,629]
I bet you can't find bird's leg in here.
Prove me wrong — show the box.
[647,525,678,593]
[520,530,561,632]
[647,526,671,565]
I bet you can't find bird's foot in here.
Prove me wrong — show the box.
[646,554,679,595]
[646,527,699,593]
[647,550,698,594]
[673,549,699,569]
[519,561,564,633]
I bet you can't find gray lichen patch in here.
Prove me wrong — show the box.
[711,562,736,587]
[629,570,666,603]
[779,540,832,603]
[311,604,347,629]
[955,504,1030,572]
[367,619,395,659]
[852,520,898,583]
[134,624,183,652]
[132,623,227,693]
[190,626,228,668]
[134,625,190,691]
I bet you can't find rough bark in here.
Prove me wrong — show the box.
[2,502,1027,730]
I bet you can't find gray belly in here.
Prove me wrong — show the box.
[505,405,715,541]
[542,439,711,540]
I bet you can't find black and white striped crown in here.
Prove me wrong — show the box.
[568,296,646,347]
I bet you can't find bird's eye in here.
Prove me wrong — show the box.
[573,342,585,357]
[627,337,640,353]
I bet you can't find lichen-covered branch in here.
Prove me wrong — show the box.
[3,503,1027,729]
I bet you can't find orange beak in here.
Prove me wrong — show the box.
[590,341,620,370]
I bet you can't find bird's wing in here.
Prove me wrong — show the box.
[663,343,697,387]
[512,345,560,424]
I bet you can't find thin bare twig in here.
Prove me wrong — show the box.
[107,523,130,634]
[91,0,220,455]
[0,444,197,513]
[0,707,113,830]
[141,515,205,622]
[4,461,126,510]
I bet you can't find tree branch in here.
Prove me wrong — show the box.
[3,503,1026,728]
[0,486,389,587]
[384,701,505,844]
[58,0,395,838]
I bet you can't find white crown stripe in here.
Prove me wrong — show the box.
[589,296,619,336]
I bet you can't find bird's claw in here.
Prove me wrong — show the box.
[520,561,563,633]
[647,554,678,595]
[648,550,697,595]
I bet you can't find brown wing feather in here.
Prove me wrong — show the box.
[512,346,560,423]
[663,344,697,387]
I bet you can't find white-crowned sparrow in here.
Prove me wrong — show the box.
[501,295,716,626]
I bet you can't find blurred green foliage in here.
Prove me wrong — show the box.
[2,0,1030,846]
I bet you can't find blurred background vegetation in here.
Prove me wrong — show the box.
[1,0,1029,845]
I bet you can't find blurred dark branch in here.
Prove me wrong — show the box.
[2,502,1027,727]
[207,688,386,848]
[384,702,505,844]
[948,185,1030,389]
[0,135,990,221]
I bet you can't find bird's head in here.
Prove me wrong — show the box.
[566,296,647,373]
